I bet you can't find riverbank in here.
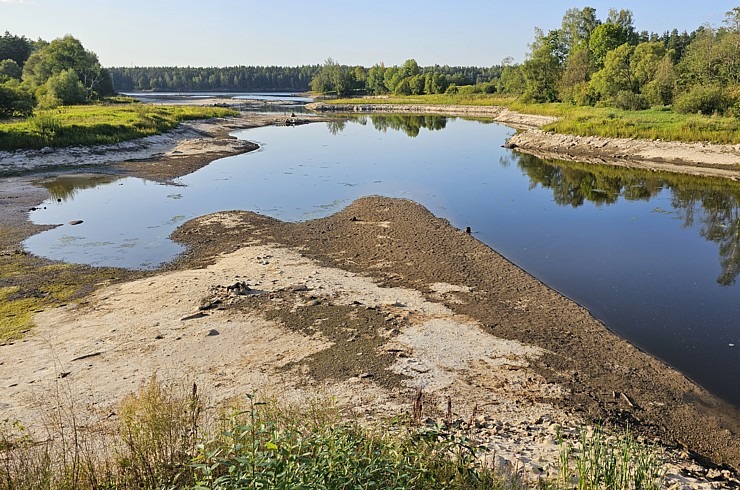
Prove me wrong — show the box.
[0,110,739,486]
[308,102,740,178]
[306,102,557,129]
[0,113,316,180]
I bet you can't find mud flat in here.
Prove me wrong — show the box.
[1,109,739,486]
[2,195,739,486]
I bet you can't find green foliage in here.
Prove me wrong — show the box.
[110,65,319,92]
[522,28,563,102]
[40,69,87,106]
[0,59,22,82]
[0,31,34,68]
[191,396,512,490]
[0,81,34,117]
[0,104,236,151]
[22,35,112,102]
[590,22,631,69]
[673,85,730,115]
[611,90,649,111]
[589,43,634,99]
[116,377,203,488]
[557,425,665,490]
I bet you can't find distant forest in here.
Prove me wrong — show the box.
[107,65,502,93]
[2,5,738,117]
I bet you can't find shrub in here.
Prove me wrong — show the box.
[612,90,649,111]
[673,85,730,115]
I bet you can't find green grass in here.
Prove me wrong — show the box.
[0,381,533,490]
[0,104,237,151]
[327,94,740,144]
[0,375,673,489]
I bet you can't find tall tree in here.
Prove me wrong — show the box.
[0,31,33,67]
[560,7,600,56]
[22,35,112,101]
[521,28,564,102]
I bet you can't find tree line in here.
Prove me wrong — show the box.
[108,65,319,92]
[0,31,113,116]
[107,62,500,96]
[506,6,740,115]
[310,58,501,96]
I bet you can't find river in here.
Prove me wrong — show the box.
[23,113,740,408]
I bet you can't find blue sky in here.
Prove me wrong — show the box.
[2,0,736,67]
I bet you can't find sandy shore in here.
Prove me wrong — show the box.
[1,109,739,486]
[507,130,740,179]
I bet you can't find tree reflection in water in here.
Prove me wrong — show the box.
[328,114,448,138]
[513,151,740,286]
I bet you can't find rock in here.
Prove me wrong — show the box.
[502,141,517,149]
[181,312,208,321]
[40,146,53,154]
[206,329,220,337]
[68,220,84,226]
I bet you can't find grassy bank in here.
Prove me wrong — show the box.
[0,104,237,151]
[328,95,740,145]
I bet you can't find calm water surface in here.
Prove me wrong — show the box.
[24,115,740,407]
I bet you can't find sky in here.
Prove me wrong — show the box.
[2,0,736,68]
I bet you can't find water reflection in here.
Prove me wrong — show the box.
[330,114,449,138]
[35,174,121,202]
[512,152,740,286]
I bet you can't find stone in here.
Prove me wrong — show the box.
[206,329,220,337]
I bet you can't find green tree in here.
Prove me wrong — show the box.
[42,68,87,105]
[310,58,355,96]
[498,63,525,95]
[22,35,112,100]
[590,43,634,99]
[558,46,592,103]
[560,7,600,56]
[0,31,33,67]
[0,59,22,82]
[0,79,34,117]
[521,28,563,102]
[630,42,667,91]
[678,27,723,88]
[643,54,676,106]
[590,22,631,69]
[366,63,387,94]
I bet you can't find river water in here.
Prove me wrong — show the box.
[24,114,740,408]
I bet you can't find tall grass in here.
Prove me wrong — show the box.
[0,104,237,151]
[556,425,665,490]
[0,379,533,489]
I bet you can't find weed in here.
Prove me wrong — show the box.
[557,424,665,490]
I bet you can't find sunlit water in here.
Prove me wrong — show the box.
[23,115,740,408]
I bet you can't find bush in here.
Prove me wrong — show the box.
[673,85,730,115]
[612,90,649,111]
